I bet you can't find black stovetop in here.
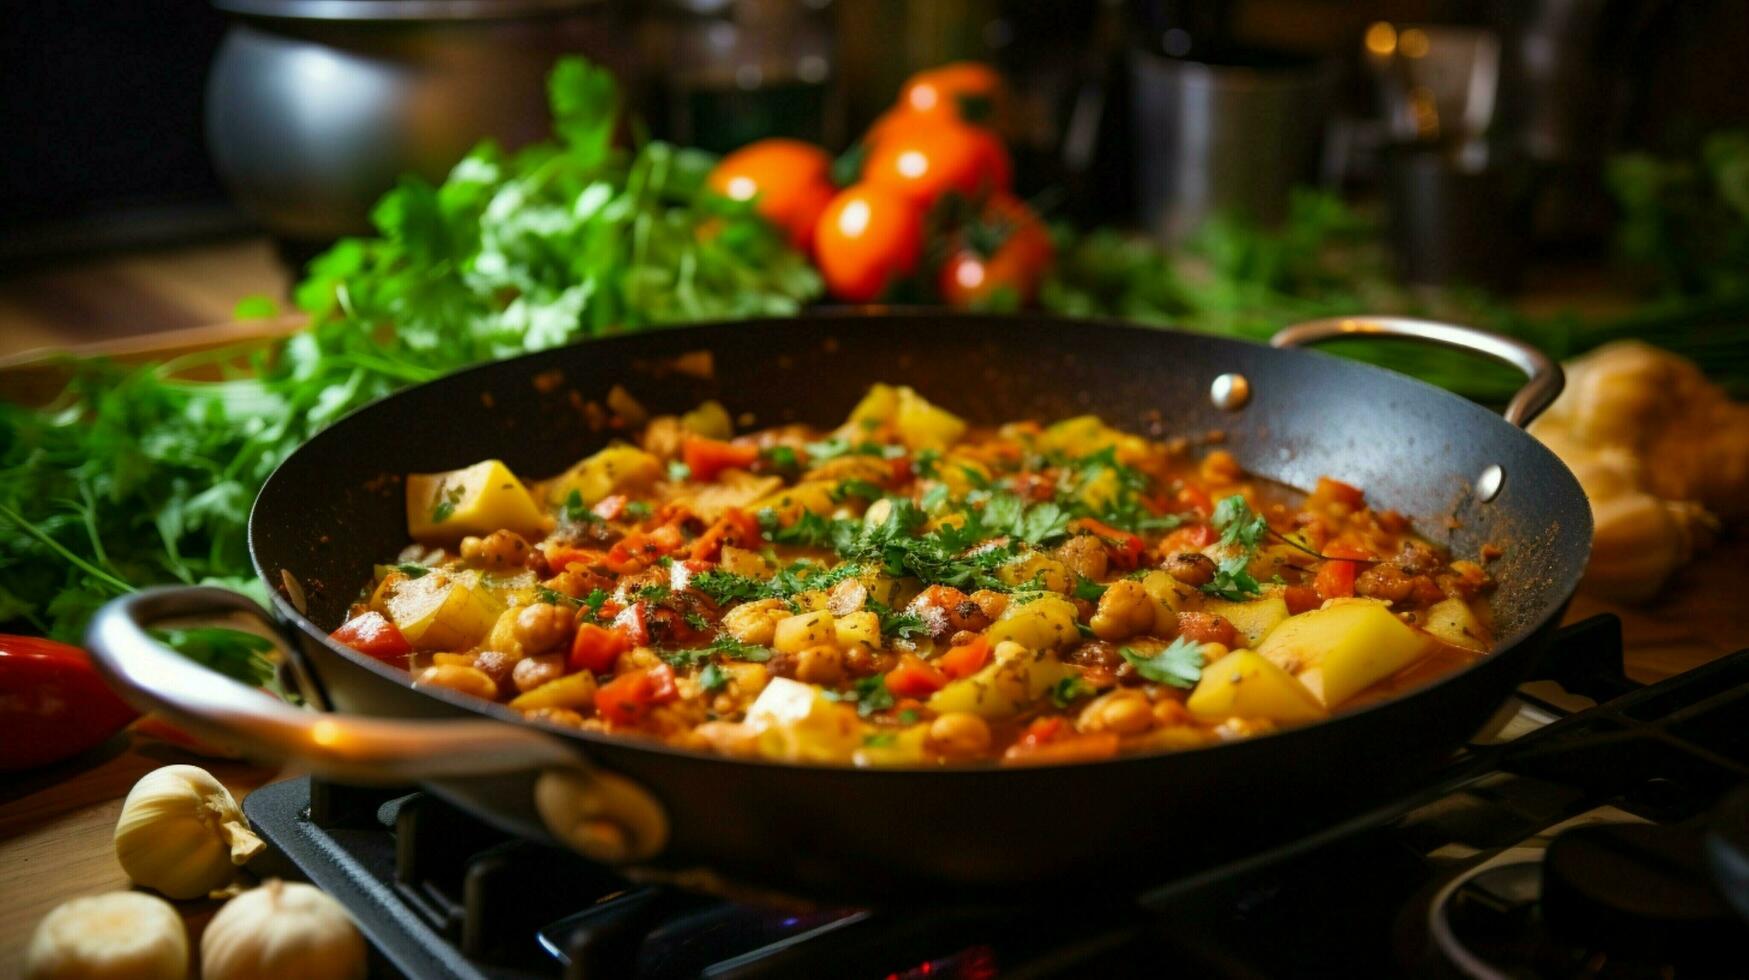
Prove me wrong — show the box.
[242,616,1749,979]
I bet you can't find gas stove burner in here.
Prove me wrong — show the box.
[239,618,1749,979]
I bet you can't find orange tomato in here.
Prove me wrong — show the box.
[863,116,1011,209]
[897,61,1007,125]
[706,139,837,249]
[885,654,947,698]
[938,194,1052,307]
[570,623,632,673]
[813,182,923,302]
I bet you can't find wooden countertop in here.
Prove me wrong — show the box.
[1,237,1744,974]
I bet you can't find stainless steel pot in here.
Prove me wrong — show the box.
[206,0,615,245]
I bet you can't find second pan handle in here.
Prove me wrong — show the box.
[1271,316,1563,428]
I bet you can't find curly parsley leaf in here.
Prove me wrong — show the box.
[1121,637,1205,689]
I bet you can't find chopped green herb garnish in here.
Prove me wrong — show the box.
[1201,494,1267,601]
[1072,576,1108,602]
[1121,636,1204,689]
[624,501,653,520]
[698,662,729,692]
[431,482,465,524]
[394,562,431,579]
[667,460,692,481]
[862,732,896,748]
[897,708,921,725]
[561,488,599,524]
[1051,675,1094,707]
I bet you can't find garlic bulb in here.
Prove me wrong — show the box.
[24,891,188,980]
[202,879,367,980]
[114,764,264,899]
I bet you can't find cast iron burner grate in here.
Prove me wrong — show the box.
[242,616,1749,979]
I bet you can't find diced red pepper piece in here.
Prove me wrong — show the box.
[592,494,628,521]
[1161,523,1218,552]
[646,662,679,702]
[571,623,632,673]
[1283,585,1322,615]
[682,437,761,482]
[688,508,763,562]
[884,654,947,698]
[936,635,991,680]
[330,612,412,666]
[612,603,652,647]
[1176,484,1213,517]
[596,670,656,726]
[1003,731,1121,765]
[1313,545,1372,601]
[1313,476,1366,510]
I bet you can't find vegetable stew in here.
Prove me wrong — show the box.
[335,385,1495,766]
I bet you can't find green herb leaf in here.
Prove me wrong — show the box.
[698,662,729,692]
[1121,637,1205,689]
[1051,675,1094,707]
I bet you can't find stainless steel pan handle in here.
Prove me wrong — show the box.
[1270,316,1563,428]
[85,586,670,862]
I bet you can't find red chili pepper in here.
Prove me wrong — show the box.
[887,455,914,485]
[612,603,652,647]
[571,623,632,673]
[604,523,686,574]
[884,654,946,698]
[0,635,139,772]
[682,437,761,482]
[329,612,412,667]
[1071,518,1146,570]
[1017,716,1065,748]
[936,635,991,680]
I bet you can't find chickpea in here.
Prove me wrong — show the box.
[1355,565,1414,603]
[523,707,586,727]
[1090,579,1155,641]
[970,590,1009,622]
[1054,534,1110,581]
[721,598,790,646]
[1153,698,1193,727]
[513,653,565,693]
[1079,690,1155,735]
[514,602,573,654]
[827,577,869,616]
[928,712,992,758]
[473,649,517,688]
[1162,551,1217,587]
[415,664,498,701]
[794,645,845,685]
[844,646,897,678]
[461,530,531,568]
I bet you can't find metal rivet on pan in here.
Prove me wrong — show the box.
[1210,373,1251,411]
[1476,464,1504,502]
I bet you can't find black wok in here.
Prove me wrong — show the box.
[86,313,1591,904]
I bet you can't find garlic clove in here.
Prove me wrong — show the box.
[24,891,188,980]
[114,764,264,900]
[202,879,368,980]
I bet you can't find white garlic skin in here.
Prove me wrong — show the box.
[202,879,367,980]
[114,764,264,900]
[24,891,188,980]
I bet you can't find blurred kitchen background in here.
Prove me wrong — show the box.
[3,0,1747,357]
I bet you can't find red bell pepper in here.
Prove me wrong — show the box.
[571,623,633,673]
[1312,476,1366,510]
[611,602,652,647]
[884,654,946,698]
[0,635,139,772]
[1161,523,1218,552]
[1313,545,1372,601]
[595,664,678,726]
[682,437,761,482]
[329,612,412,667]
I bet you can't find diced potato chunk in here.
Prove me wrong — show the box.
[1423,598,1490,652]
[926,645,1069,719]
[1202,593,1290,647]
[1037,415,1150,463]
[985,594,1080,651]
[997,553,1073,593]
[754,480,839,516]
[681,400,732,439]
[1187,649,1326,723]
[545,445,661,506]
[510,671,598,711]
[1136,570,1194,631]
[853,724,932,767]
[1257,601,1433,707]
[683,471,783,521]
[745,677,862,763]
[838,384,966,450]
[407,460,545,544]
[773,610,837,653]
[835,611,881,652]
[383,569,505,651]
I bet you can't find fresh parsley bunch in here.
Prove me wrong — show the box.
[0,56,821,662]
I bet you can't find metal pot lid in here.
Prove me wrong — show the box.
[212,0,600,22]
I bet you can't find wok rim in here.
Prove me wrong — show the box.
[249,311,1592,776]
